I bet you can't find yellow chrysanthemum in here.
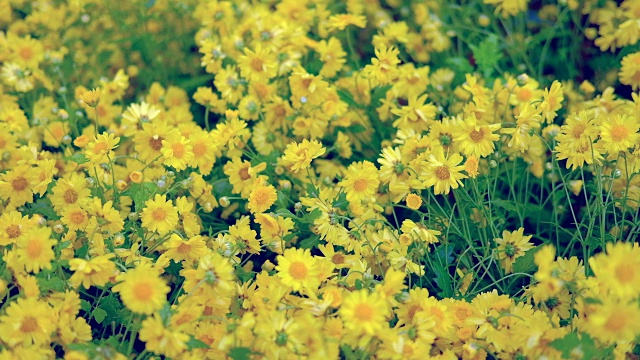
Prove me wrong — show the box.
[112,263,170,315]
[276,248,320,292]
[340,290,388,336]
[141,194,179,235]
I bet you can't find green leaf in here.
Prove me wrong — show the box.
[68,153,89,164]
[432,260,453,298]
[29,198,59,220]
[549,332,599,359]
[228,347,253,360]
[470,34,503,77]
[301,208,323,223]
[37,276,66,293]
[370,85,392,108]
[332,192,350,211]
[513,245,540,274]
[299,235,320,249]
[354,279,363,290]
[80,299,92,313]
[276,208,298,220]
[337,89,363,109]
[92,308,107,324]
[124,182,159,212]
[186,336,210,350]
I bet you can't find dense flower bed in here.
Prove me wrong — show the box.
[1,0,640,359]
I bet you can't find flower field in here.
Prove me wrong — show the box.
[1,0,640,358]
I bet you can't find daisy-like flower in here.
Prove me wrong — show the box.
[68,253,117,289]
[584,300,640,344]
[276,248,320,293]
[223,157,267,198]
[0,297,58,347]
[237,45,278,83]
[0,211,35,246]
[60,206,90,232]
[85,132,120,165]
[281,139,326,173]
[339,160,380,203]
[362,44,401,86]
[619,51,640,90]
[589,242,640,299]
[49,172,91,213]
[494,228,533,274]
[15,227,56,274]
[78,87,101,108]
[112,263,170,315]
[0,163,35,209]
[139,314,189,358]
[327,13,366,32]
[247,180,278,214]
[454,114,500,158]
[340,290,388,336]
[161,131,194,171]
[420,147,467,195]
[141,194,179,235]
[161,234,208,265]
[599,114,639,155]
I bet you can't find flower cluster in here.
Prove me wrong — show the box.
[1,0,640,359]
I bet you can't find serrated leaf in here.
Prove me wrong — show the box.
[228,347,253,360]
[470,34,502,76]
[37,276,65,293]
[276,208,298,219]
[186,336,210,350]
[355,279,363,290]
[159,303,172,327]
[299,235,320,249]
[332,192,350,211]
[432,260,453,298]
[92,308,107,324]
[302,208,323,223]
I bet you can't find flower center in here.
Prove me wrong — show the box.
[20,316,38,333]
[610,125,629,142]
[177,242,192,254]
[133,282,154,301]
[469,129,484,142]
[172,142,186,158]
[6,224,21,238]
[193,142,206,156]
[353,178,369,192]
[571,124,586,139]
[251,58,264,72]
[289,261,308,280]
[604,311,627,332]
[93,142,108,153]
[64,189,79,204]
[238,167,251,180]
[149,136,163,151]
[70,211,86,224]
[354,303,374,322]
[152,208,167,221]
[435,166,450,180]
[615,263,635,283]
[12,176,28,191]
[26,239,42,258]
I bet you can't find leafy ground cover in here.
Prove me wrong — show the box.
[1,0,640,359]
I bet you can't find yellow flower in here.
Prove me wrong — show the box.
[619,51,640,90]
[0,297,58,347]
[78,87,101,107]
[494,228,533,274]
[141,194,179,235]
[49,172,91,213]
[421,148,467,195]
[139,314,189,358]
[362,44,400,86]
[223,157,267,198]
[0,163,35,209]
[85,132,120,165]
[161,234,208,265]
[599,114,639,155]
[247,180,277,214]
[588,242,640,299]
[340,290,388,336]
[15,227,56,274]
[454,114,501,158]
[68,254,117,289]
[237,45,278,83]
[339,160,380,203]
[276,248,320,293]
[112,263,170,315]
[281,139,326,173]
[161,131,194,171]
[327,13,366,32]
[584,300,640,344]
[405,193,422,210]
